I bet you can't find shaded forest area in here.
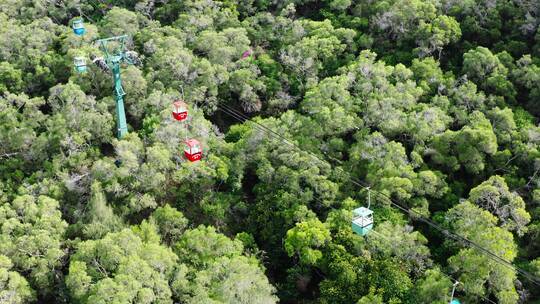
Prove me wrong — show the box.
[1,0,540,303]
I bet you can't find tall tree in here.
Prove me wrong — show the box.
[0,195,67,297]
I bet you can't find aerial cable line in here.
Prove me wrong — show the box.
[368,229,498,304]
[219,103,540,286]
[218,103,540,286]
[45,0,95,23]
[216,103,540,287]
[216,106,497,303]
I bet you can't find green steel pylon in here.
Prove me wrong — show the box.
[95,35,136,139]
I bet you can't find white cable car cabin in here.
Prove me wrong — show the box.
[74,57,87,73]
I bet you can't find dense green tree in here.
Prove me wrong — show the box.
[1,1,540,303]
[0,195,67,297]
[468,175,530,235]
[284,218,332,265]
[371,0,438,40]
[513,55,540,115]
[430,111,498,174]
[194,28,251,67]
[366,221,431,275]
[171,225,277,303]
[0,62,23,93]
[66,228,177,304]
[150,205,189,246]
[413,268,453,304]
[410,57,455,96]
[445,201,519,303]
[0,93,46,168]
[0,255,36,304]
[486,106,518,145]
[81,181,123,239]
[356,290,384,304]
[0,14,65,95]
[172,255,277,304]
[415,15,462,58]
[462,47,516,101]
[174,225,243,267]
[350,132,448,214]
[279,19,355,88]
[99,7,140,38]
[47,82,114,152]
[300,75,360,136]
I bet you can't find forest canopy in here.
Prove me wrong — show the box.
[1,0,540,303]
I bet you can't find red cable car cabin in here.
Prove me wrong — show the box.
[184,139,202,162]
[172,100,188,121]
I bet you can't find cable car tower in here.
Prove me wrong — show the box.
[94,35,140,139]
[71,19,139,139]
[72,19,202,161]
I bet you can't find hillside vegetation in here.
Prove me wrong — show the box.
[1,0,540,303]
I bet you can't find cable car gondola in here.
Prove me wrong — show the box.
[74,56,87,73]
[172,100,188,121]
[72,18,86,36]
[352,188,373,236]
[352,207,373,236]
[184,139,202,162]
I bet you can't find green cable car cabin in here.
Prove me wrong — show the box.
[74,57,87,73]
[352,207,373,236]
